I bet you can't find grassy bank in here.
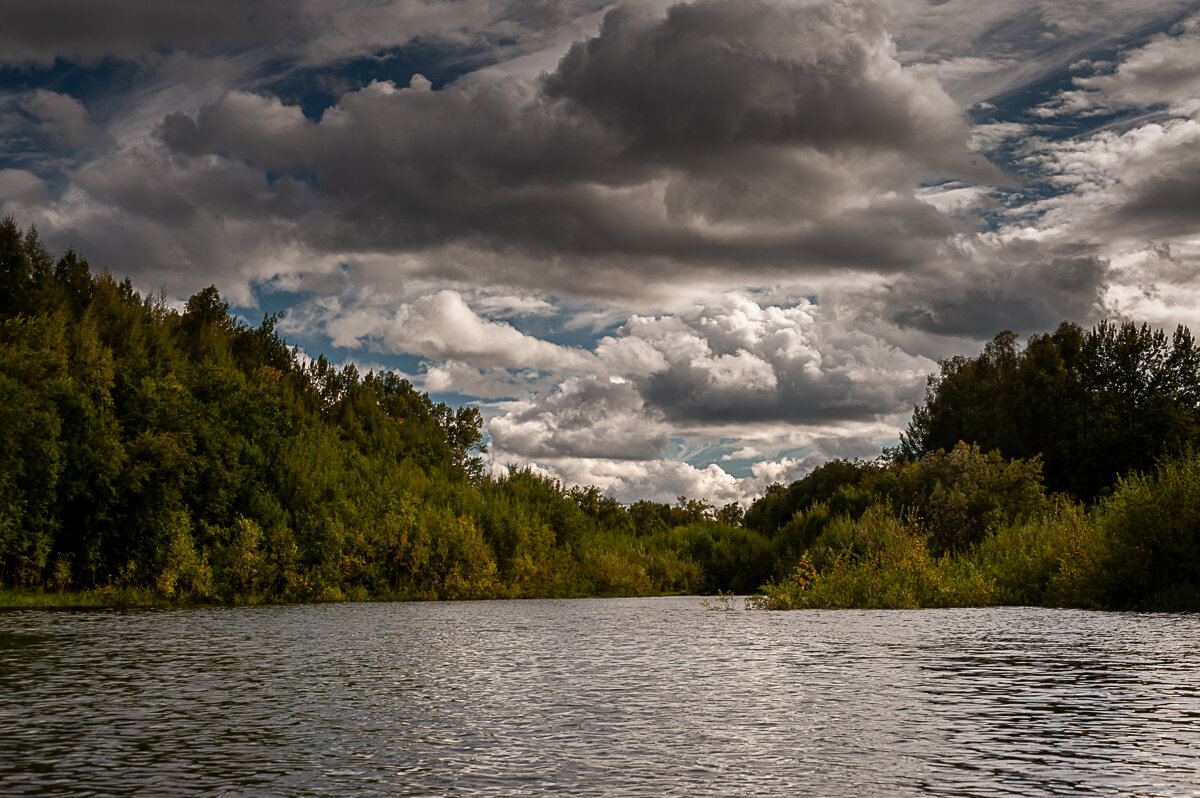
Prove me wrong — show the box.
[0,583,701,610]
[0,587,178,609]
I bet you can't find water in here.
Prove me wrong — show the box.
[2,598,1199,796]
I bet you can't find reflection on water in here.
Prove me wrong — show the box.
[2,599,1199,796]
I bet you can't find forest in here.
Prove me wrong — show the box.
[0,218,767,604]
[3,217,1199,610]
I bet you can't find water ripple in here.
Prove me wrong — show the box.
[2,600,1200,796]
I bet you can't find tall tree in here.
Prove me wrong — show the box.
[903,321,1200,500]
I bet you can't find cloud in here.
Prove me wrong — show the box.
[750,453,831,487]
[1020,111,1200,331]
[1104,241,1200,331]
[420,360,551,400]
[599,294,935,426]
[1024,114,1200,243]
[19,91,113,152]
[9,0,1200,505]
[469,292,559,318]
[149,0,986,294]
[299,0,617,66]
[491,452,749,505]
[1036,13,1200,117]
[895,10,1200,339]
[1085,119,1200,243]
[490,434,893,505]
[288,288,596,370]
[14,180,331,313]
[967,123,1031,153]
[383,290,595,369]
[888,0,1198,105]
[887,240,1111,337]
[743,432,887,487]
[543,0,970,167]
[31,148,325,305]
[0,0,609,67]
[485,294,935,490]
[162,90,313,166]
[0,1,295,65]
[1113,155,1200,238]
[490,376,670,461]
[0,169,50,205]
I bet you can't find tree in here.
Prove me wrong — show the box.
[902,321,1200,501]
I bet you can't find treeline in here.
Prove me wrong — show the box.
[0,219,769,603]
[6,216,1199,610]
[746,323,1200,611]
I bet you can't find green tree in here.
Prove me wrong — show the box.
[903,321,1200,501]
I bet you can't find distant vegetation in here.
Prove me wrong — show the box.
[747,322,1200,611]
[749,446,1200,612]
[4,217,1199,610]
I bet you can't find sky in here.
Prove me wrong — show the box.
[3,0,1200,505]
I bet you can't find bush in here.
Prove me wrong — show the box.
[1094,450,1200,609]
[757,505,993,609]
[893,443,1048,555]
[972,499,1095,606]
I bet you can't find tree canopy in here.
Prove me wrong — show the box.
[900,321,1200,501]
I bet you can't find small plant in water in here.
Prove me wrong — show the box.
[700,589,737,611]
[744,593,770,610]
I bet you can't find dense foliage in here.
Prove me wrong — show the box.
[752,448,1200,611]
[900,322,1200,501]
[747,323,1200,611]
[0,219,767,603]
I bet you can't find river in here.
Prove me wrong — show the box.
[2,598,1199,796]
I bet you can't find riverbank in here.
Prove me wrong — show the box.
[0,586,412,609]
[0,585,704,610]
[0,587,234,609]
[0,588,146,609]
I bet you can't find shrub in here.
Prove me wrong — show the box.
[756,504,993,609]
[1094,450,1200,609]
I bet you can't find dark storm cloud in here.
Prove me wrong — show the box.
[154,0,982,284]
[1116,162,1200,238]
[639,361,915,425]
[72,150,319,228]
[0,169,49,205]
[0,1,299,65]
[890,244,1110,337]
[542,0,966,165]
[18,90,113,152]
